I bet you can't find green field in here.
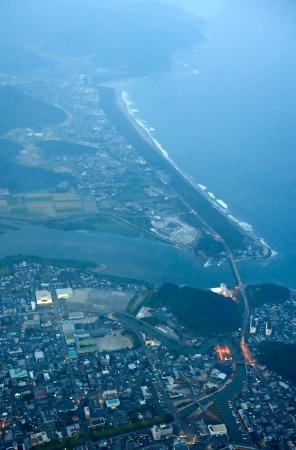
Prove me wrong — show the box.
[91,414,173,440]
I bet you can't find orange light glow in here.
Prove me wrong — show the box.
[241,338,256,366]
[215,345,232,361]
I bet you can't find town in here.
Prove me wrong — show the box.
[0,259,295,449]
[0,69,202,250]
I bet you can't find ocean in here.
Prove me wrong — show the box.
[123,0,296,288]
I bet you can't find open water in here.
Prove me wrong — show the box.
[126,0,296,288]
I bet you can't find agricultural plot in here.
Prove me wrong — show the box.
[0,191,98,218]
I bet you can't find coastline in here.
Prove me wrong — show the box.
[99,81,273,261]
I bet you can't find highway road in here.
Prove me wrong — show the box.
[221,240,250,341]
[113,311,207,356]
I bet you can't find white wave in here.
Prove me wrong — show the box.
[137,117,170,159]
[259,237,274,253]
[216,199,228,209]
[121,90,273,258]
[258,237,277,256]
[228,214,239,223]
[122,91,237,213]
[122,90,173,162]
[122,91,134,110]
[239,221,253,232]
[259,237,269,247]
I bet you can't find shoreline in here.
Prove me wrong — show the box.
[100,81,273,261]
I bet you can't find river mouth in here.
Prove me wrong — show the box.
[0,225,235,288]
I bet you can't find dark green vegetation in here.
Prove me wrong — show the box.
[0,92,71,192]
[1,0,203,77]
[0,143,73,194]
[0,161,73,193]
[247,284,290,308]
[39,140,97,158]
[258,341,296,384]
[147,283,241,336]
[194,234,225,257]
[0,87,66,134]
[99,87,262,257]
[91,414,173,440]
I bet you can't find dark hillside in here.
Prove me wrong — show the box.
[148,283,241,336]
[0,87,66,134]
[39,141,97,158]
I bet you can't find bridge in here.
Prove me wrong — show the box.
[220,239,250,340]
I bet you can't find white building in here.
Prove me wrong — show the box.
[35,290,52,305]
[84,406,90,420]
[141,386,151,400]
[56,288,73,300]
[208,424,228,437]
[68,311,84,320]
[250,316,257,334]
[211,368,227,381]
[265,321,272,336]
[136,306,152,319]
[103,390,120,409]
[151,424,173,440]
[31,432,50,447]
[35,350,45,363]
[211,283,233,298]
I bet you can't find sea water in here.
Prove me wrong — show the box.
[126,0,296,288]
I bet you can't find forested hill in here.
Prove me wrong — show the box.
[147,283,241,336]
[0,87,66,134]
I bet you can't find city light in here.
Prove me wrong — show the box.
[215,345,232,361]
[241,338,256,366]
[177,431,199,446]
